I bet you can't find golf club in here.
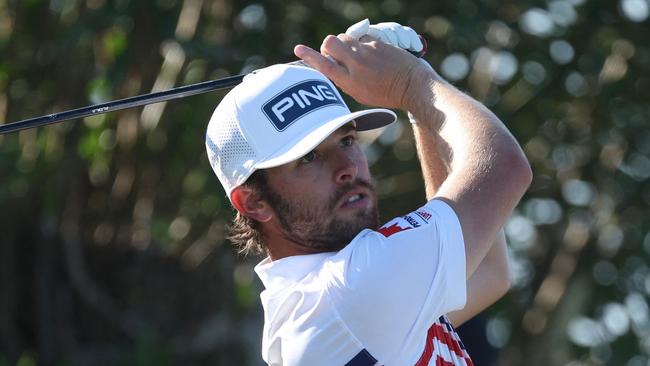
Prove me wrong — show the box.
[0,74,246,135]
[0,40,427,135]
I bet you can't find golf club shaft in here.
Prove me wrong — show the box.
[0,74,245,135]
[0,39,427,135]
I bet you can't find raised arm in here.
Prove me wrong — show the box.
[405,63,531,278]
[412,101,511,327]
[295,35,531,279]
[411,111,510,327]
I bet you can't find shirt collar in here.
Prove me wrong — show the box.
[254,252,332,291]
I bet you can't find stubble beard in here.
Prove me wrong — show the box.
[265,178,379,251]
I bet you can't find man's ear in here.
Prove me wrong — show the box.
[231,186,273,223]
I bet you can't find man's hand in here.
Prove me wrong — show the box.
[294,34,430,111]
[345,19,435,125]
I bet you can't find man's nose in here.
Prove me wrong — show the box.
[332,150,358,184]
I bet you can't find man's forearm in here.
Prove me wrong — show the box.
[412,112,501,266]
[413,115,511,323]
[412,120,450,199]
[403,65,531,278]
[447,229,510,327]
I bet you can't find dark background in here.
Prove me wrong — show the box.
[1,0,649,364]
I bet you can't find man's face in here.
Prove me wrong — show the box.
[262,123,379,251]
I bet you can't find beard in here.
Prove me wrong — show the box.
[263,178,379,251]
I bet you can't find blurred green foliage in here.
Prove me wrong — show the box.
[0,0,649,365]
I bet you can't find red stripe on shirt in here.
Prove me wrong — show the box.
[415,318,474,366]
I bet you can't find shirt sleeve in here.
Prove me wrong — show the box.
[322,199,467,359]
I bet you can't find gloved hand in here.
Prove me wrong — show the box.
[345,19,431,124]
[345,19,424,54]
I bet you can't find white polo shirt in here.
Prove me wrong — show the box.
[254,199,472,366]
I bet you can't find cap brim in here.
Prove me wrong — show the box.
[255,108,395,169]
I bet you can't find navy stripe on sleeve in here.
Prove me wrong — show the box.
[345,349,378,366]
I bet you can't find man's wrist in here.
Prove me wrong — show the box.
[402,64,446,127]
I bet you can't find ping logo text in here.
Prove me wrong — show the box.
[262,80,343,131]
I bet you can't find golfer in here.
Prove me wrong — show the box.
[205,21,532,365]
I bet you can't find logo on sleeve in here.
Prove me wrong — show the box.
[403,214,422,228]
[378,222,412,237]
[415,210,431,222]
[262,80,343,131]
[377,210,432,238]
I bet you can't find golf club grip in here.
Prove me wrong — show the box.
[0,35,428,135]
[0,74,246,135]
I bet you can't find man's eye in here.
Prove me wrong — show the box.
[342,135,355,147]
[300,151,316,164]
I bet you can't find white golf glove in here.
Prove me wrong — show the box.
[345,19,429,125]
[345,19,424,54]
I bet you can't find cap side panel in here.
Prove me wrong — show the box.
[205,97,258,196]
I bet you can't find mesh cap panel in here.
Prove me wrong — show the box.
[205,98,256,196]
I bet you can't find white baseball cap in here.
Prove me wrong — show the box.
[205,63,396,200]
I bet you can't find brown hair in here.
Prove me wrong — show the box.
[227,170,269,256]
